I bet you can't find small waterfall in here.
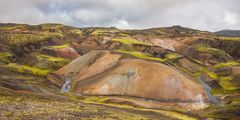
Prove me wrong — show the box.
[61,76,71,93]
[196,94,206,107]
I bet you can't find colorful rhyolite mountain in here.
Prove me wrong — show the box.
[0,24,240,119]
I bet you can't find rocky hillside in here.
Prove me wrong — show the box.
[0,23,240,119]
[215,30,240,37]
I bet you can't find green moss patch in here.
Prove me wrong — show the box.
[32,53,69,69]
[118,44,136,52]
[218,37,240,41]
[0,25,25,30]
[0,92,153,120]
[0,32,63,47]
[211,88,239,95]
[3,63,51,77]
[80,96,198,120]
[39,32,64,38]
[207,72,218,79]
[214,61,239,69]
[117,33,129,37]
[165,52,183,60]
[91,29,106,35]
[115,50,165,62]
[218,76,239,91]
[201,104,240,119]
[70,29,82,36]
[115,49,182,63]
[112,38,151,45]
[196,47,227,56]
[81,96,110,104]
[193,43,211,48]
[40,24,63,33]
[0,52,12,63]
[195,67,219,80]
[49,43,70,49]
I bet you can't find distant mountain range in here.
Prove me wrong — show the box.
[215,29,240,37]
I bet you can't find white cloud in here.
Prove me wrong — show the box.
[114,19,131,29]
[0,0,239,31]
[224,12,239,25]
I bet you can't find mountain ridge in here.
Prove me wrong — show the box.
[215,29,240,37]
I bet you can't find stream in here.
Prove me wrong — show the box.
[197,75,220,104]
[61,76,71,93]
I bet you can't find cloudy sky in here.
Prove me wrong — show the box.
[0,0,239,31]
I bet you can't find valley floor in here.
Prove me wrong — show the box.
[0,88,201,120]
